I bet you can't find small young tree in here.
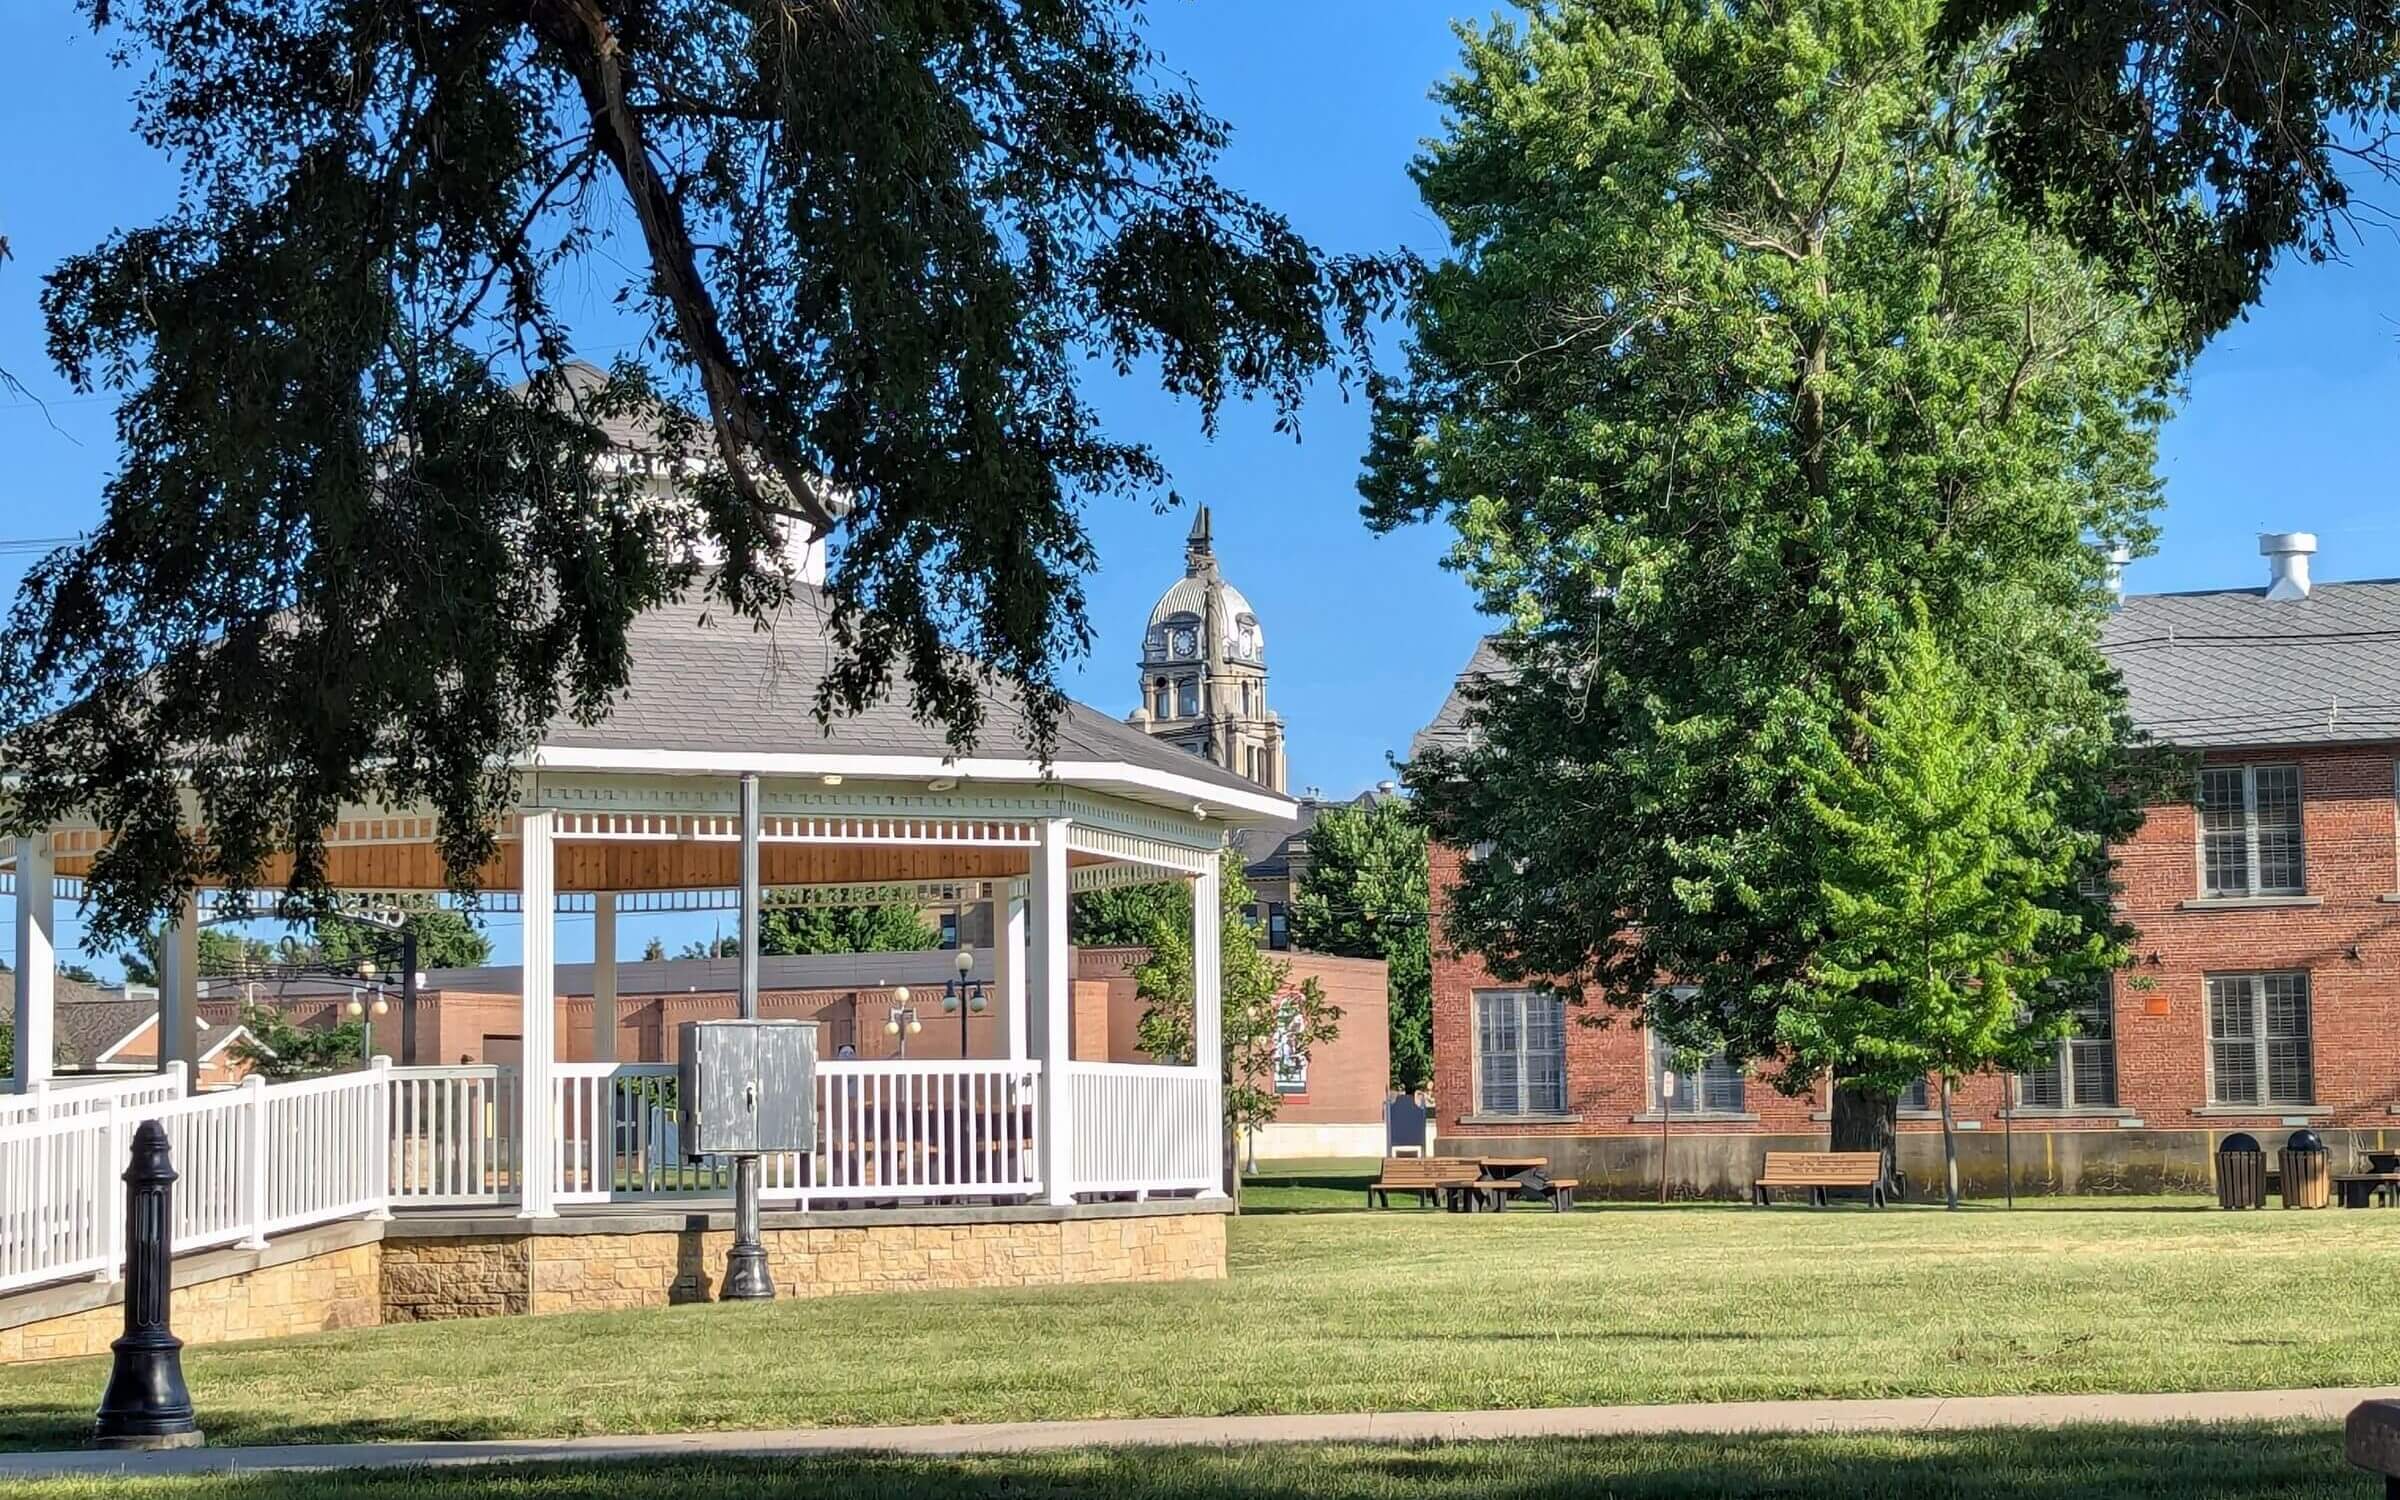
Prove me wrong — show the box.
[1796,622,2117,1208]
[1134,852,1340,1203]
[229,1003,367,1081]
[1070,882,1191,948]
[1288,798,1432,1090]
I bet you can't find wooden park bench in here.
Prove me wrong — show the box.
[1753,1150,1888,1208]
[1367,1155,1484,1209]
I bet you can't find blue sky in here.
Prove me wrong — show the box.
[3,1,2398,974]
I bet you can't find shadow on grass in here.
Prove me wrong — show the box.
[14,1424,2354,1498]
[0,1400,523,1455]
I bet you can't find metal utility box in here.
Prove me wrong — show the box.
[677,1019,819,1158]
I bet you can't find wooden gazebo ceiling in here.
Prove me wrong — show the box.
[49,841,1107,893]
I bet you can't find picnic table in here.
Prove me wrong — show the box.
[2335,1172,2400,1208]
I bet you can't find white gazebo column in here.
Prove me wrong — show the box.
[590,892,619,1064]
[994,893,1029,1063]
[156,891,201,1084]
[1029,819,1075,1205]
[10,836,55,1091]
[1192,858,1227,1200]
[517,810,558,1218]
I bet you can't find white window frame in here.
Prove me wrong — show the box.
[1474,989,1567,1117]
[2196,764,2305,897]
[2016,981,2119,1110]
[2204,971,2314,1107]
[1648,1029,1745,1116]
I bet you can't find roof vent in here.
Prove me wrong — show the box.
[2261,532,2318,601]
[2104,544,2131,609]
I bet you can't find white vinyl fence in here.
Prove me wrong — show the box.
[1066,1061,1218,1195]
[0,1062,389,1294]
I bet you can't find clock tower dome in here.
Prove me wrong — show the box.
[1127,507,1285,792]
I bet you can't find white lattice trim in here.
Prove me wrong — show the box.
[548,811,1037,846]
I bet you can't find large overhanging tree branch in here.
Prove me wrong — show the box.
[2,0,1401,945]
[1941,0,2400,348]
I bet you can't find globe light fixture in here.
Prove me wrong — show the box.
[884,1017,901,1037]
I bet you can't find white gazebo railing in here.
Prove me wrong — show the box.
[402,1060,1052,1208]
[0,1062,388,1295]
[1066,1062,1218,1196]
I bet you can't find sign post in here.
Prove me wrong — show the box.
[1658,1071,1676,1205]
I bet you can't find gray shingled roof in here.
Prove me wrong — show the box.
[1411,636,1512,760]
[1416,580,2400,757]
[2101,579,2400,748]
[0,973,145,1068]
[540,582,1280,802]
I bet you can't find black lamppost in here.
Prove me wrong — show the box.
[942,949,989,1058]
[92,1121,203,1450]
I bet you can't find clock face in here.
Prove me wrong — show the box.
[1169,626,1199,659]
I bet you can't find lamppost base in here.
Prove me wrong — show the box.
[93,1428,206,1451]
[721,1243,775,1301]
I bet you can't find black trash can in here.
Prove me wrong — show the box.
[2280,1129,2329,1209]
[2218,1132,2267,1210]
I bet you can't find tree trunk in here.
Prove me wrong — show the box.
[1830,1081,1899,1198]
[1938,1076,1961,1210]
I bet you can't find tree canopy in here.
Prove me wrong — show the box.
[1368,0,2170,1132]
[1070,881,1190,948]
[1945,0,2400,347]
[1288,798,1431,1091]
[678,902,938,958]
[312,910,494,973]
[1,0,1398,947]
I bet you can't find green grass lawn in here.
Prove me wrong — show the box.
[6,1197,2393,1452]
[3,1426,2370,1499]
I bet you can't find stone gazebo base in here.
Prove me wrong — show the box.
[0,1200,1227,1362]
[381,1198,1230,1319]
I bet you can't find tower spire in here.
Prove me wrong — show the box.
[1185,505,1216,577]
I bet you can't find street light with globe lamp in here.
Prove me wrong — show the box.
[883,985,922,1058]
[941,948,989,1058]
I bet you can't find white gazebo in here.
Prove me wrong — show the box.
[1,585,1292,1304]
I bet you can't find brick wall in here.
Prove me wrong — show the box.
[1427,741,2400,1187]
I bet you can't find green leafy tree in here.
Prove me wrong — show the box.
[640,938,668,963]
[0,1019,13,1077]
[678,904,938,958]
[1289,799,1432,1091]
[312,910,494,974]
[1796,621,2118,1207]
[0,0,1400,950]
[1367,0,2168,1159]
[1070,882,1191,948]
[1135,851,1340,1201]
[119,926,277,987]
[229,1003,366,1080]
[1943,0,2400,347]
[57,962,101,986]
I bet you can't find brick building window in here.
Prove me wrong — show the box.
[2198,765,2304,896]
[2206,971,2314,1107]
[1475,990,1566,1115]
[1650,1032,1744,1114]
[1898,1077,1931,1111]
[2019,984,2118,1108]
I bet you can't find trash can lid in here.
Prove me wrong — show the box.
[2218,1132,2262,1154]
[2285,1128,2326,1153]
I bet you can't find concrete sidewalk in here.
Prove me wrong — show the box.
[3,1386,2389,1481]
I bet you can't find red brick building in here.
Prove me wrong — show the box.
[1419,534,2400,1196]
